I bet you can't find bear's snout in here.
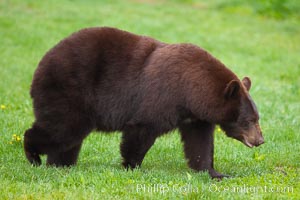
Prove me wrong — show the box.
[255,135,265,146]
[254,124,264,147]
[242,131,264,148]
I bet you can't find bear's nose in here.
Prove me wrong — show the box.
[255,136,264,146]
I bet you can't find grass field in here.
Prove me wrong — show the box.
[0,0,299,199]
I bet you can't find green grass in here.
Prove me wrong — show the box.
[0,0,299,199]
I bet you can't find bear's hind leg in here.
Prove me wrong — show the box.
[120,126,157,169]
[43,118,92,167]
[24,113,92,167]
[46,142,83,167]
[24,126,44,166]
[179,120,229,179]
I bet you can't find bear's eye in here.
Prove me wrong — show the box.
[241,121,249,128]
[250,118,257,123]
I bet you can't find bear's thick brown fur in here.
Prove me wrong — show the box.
[24,27,264,178]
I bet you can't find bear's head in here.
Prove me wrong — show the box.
[220,77,264,148]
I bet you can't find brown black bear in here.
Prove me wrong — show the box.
[24,27,264,179]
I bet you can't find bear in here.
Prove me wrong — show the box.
[24,27,264,179]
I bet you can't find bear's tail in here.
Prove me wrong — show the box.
[24,126,42,166]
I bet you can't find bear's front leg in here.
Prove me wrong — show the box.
[179,120,229,179]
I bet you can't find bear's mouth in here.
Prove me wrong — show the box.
[234,135,254,148]
[225,129,264,148]
[226,133,250,148]
[241,137,254,148]
[230,134,254,148]
[240,135,264,148]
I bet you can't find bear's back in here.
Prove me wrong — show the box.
[30,27,163,131]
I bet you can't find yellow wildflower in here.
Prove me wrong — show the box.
[10,134,22,144]
[0,105,6,110]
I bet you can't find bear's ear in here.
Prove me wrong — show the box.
[242,77,251,91]
[224,80,240,99]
